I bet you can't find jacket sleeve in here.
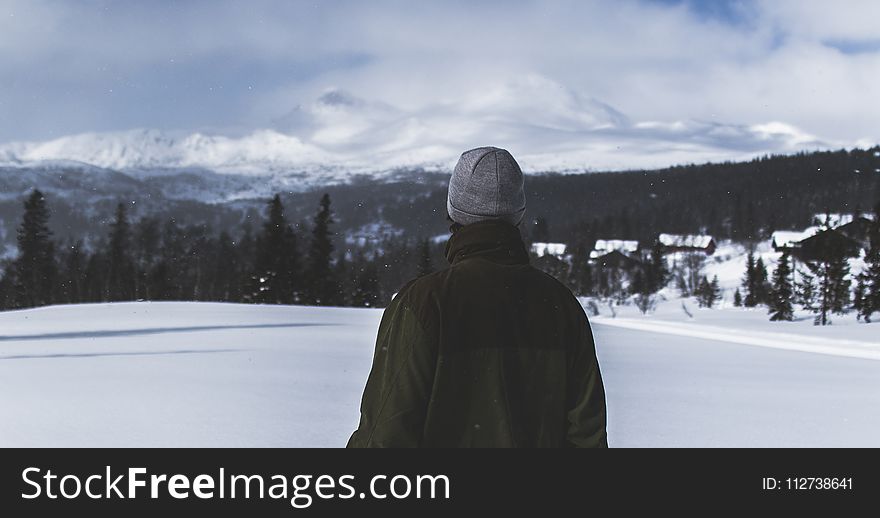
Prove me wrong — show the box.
[565,306,608,448]
[347,295,437,448]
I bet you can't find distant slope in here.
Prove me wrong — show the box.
[0,147,877,258]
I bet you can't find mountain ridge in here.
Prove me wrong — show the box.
[0,77,847,176]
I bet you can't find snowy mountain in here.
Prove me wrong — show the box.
[0,129,337,177]
[0,75,835,179]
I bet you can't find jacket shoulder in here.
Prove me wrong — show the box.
[393,269,444,304]
[387,271,447,330]
[532,266,580,300]
[529,267,592,327]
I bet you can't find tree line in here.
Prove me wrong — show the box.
[3,188,879,326]
[0,190,442,311]
[526,146,880,247]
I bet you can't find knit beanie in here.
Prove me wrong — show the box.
[446,146,526,226]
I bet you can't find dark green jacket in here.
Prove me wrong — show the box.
[347,220,607,448]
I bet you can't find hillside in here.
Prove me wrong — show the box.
[1,147,877,261]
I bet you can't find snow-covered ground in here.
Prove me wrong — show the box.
[700,239,868,299]
[588,294,880,360]
[0,303,377,448]
[597,324,880,447]
[1,301,878,447]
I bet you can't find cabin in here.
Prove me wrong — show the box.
[657,233,716,256]
[591,249,643,270]
[794,229,862,262]
[771,215,873,255]
[811,213,874,229]
[770,227,819,251]
[836,216,875,249]
[590,239,639,259]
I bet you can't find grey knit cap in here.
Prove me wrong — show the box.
[447,146,526,226]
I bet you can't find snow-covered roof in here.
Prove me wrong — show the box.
[811,213,874,228]
[531,242,567,257]
[658,233,714,249]
[771,227,819,248]
[594,239,639,253]
[590,239,638,259]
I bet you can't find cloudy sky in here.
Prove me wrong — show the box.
[0,0,878,171]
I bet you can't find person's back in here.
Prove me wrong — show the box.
[347,147,607,448]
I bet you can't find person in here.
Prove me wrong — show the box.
[347,146,607,448]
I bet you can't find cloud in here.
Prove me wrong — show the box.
[0,79,837,173]
[0,0,877,170]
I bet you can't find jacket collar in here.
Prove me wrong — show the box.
[444,220,530,266]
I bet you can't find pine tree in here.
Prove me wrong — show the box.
[107,203,135,301]
[856,202,880,322]
[697,276,711,308]
[743,200,757,242]
[333,251,350,306]
[417,237,434,277]
[83,247,107,302]
[253,195,297,304]
[306,193,336,305]
[733,288,743,307]
[12,190,57,308]
[237,229,257,303]
[768,251,794,321]
[805,236,851,326]
[629,269,644,295]
[579,260,594,296]
[648,240,668,292]
[59,240,86,304]
[697,275,720,308]
[282,225,300,303]
[807,261,832,325]
[753,257,770,305]
[236,224,256,302]
[795,268,815,309]
[157,220,187,301]
[742,252,757,307]
[828,253,851,314]
[567,242,594,296]
[214,231,240,302]
[186,224,211,301]
[853,277,867,321]
[709,275,721,308]
[134,217,161,300]
[0,264,13,309]
[632,267,656,314]
[351,254,380,308]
